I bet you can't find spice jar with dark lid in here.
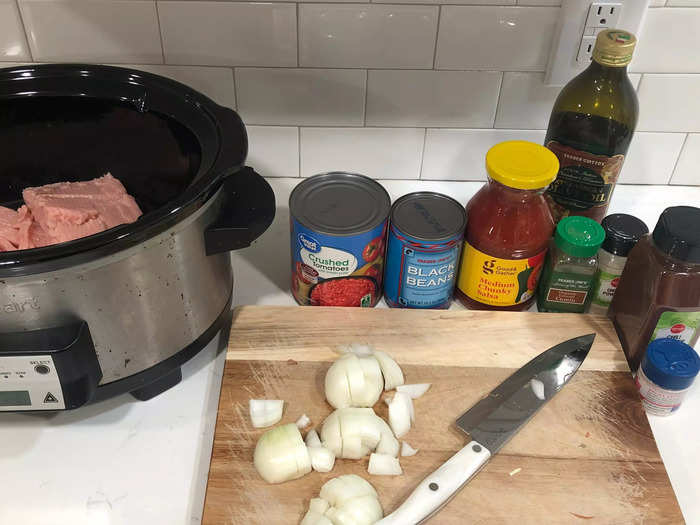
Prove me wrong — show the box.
[610,206,700,371]
[589,214,648,315]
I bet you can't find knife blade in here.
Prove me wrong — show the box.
[375,333,595,525]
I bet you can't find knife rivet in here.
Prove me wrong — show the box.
[429,483,439,491]
[472,444,482,453]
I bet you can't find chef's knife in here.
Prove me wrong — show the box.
[376,333,595,525]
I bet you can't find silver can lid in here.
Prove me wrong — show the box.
[390,192,466,242]
[289,172,391,236]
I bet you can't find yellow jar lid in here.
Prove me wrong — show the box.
[485,140,560,190]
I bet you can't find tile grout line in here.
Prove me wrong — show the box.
[154,1,166,64]
[297,126,302,177]
[231,67,238,111]
[296,3,301,68]
[418,128,428,179]
[362,69,369,125]
[667,132,689,184]
[431,5,442,69]
[492,71,505,128]
[13,0,34,62]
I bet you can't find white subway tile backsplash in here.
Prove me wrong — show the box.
[366,70,501,127]
[0,1,30,62]
[495,72,560,129]
[666,1,700,6]
[421,128,545,180]
[236,68,365,126]
[374,0,514,4]
[494,72,642,130]
[649,0,667,5]
[436,6,559,71]
[159,2,296,67]
[247,126,300,178]
[299,4,438,68]
[19,0,162,63]
[122,64,236,108]
[637,74,700,132]
[671,134,700,185]
[619,132,686,184]
[300,127,424,179]
[633,8,700,73]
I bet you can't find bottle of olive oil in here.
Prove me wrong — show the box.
[545,29,638,223]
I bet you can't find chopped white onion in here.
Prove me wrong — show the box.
[530,378,545,401]
[305,429,322,448]
[336,343,375,357]
[325,354,383,409]
[396,383,431,399]
[388,392,412,438]
[253,423,311,484]
[309,446,336,473]
[321,408,399,459]
[373,350,405,391]
[303,475,383,525]
[401,441,419,457]
[249,399,284,428]
[368,453,403,476]
[296,414,311,430]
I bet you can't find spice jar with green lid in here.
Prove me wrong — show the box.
[537,216,606,313]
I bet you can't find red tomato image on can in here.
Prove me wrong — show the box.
[611,277,620,288]
[363,236,383,263]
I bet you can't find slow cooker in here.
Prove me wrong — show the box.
[0,64,275,411]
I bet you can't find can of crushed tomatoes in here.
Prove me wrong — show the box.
[289,172,391,307]
[384,192,466,309]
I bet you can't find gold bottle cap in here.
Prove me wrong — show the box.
[592,29,636,67]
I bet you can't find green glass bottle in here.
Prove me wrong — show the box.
[545,29,638,224]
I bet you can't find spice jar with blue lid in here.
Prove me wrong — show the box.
[635,338,700,416]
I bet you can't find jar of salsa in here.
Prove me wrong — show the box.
[456,141,558,310]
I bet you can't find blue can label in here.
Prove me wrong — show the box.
[384,225,462,309]
[290,218,387,307]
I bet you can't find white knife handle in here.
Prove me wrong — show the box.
[375,440,491,525]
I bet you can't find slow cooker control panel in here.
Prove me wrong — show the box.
[0,355,65,410]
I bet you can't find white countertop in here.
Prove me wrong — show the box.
[1,178,699,525]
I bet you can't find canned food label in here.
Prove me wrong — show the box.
[384,232,462,308]
[291,218,386,307]
[456,243,546,307]
[636,366,689,416]
[650,311,700,345]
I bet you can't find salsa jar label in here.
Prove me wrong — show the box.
[545,141,624,221]
[384,225,462,309]
[291,218,387,307]
[650,311,700,345]
[456,243,546,307]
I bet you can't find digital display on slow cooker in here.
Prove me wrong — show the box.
[0,390,31,406]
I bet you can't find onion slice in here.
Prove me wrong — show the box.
[373,350,405,391]
[253,423,311,484]
[396,383,431,399]
[321,408,399,459]
[305,475,383,525]
[249,399,284,428]
[309,446,336,473]
[305,429,322,448]
[368,453,403,476]
[401,441,419,457]
[296,414,311,429]
[388,392,412,438]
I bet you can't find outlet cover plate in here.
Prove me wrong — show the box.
[544,0,650,86]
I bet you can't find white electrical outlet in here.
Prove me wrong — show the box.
[586,3,622,31]
[577,36,597,63]
[545,0,650,86]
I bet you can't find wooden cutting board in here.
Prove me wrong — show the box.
[202,306,683,524]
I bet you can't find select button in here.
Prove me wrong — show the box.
[34,364,50,375]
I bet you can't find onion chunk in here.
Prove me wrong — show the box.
[254,423,311,484]
[401,441,419,457]
[368,453,403,476]
[388,392,413,438]
[396,383,431,399]
[249,399,284,428]
[302,475,383,525]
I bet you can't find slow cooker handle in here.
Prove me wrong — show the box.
[204,167,276,255]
